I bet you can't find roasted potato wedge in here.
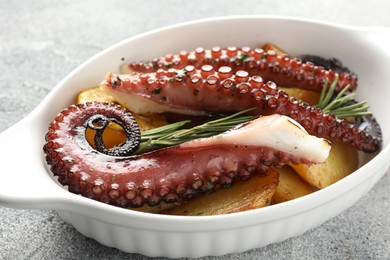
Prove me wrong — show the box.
[131,201,179,214]
[279,87,321,106]
[158,170,279,216]
[79,87,168,148]
[84,114,168,149]
[262,43,288,57]
[272,166,315,204]
[78,87,168,131]
[78,86,116,104]
[85,126,127,149]
[291,141,359,189]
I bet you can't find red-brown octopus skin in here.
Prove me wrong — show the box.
[101,66,381,153]
[124,46,357,93]
[44,102,320,208]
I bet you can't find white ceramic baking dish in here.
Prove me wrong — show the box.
[0,16,389,258]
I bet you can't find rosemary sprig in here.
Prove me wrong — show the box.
[315,75,372,119]
[135,75,371,154]
[135,108,256,154]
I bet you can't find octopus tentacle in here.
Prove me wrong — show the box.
[124,46,357,93]
[44,102,330,208]
[100,66,381,153]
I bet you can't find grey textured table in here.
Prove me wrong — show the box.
[1,0,390,259]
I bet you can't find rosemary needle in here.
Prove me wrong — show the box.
[135,108,256,154]
[315,76,372,119]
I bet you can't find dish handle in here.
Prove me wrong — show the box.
[0,115,66,209]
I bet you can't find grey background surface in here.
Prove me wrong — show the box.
[1,0,389,259]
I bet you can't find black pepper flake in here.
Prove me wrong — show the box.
[193,89,199,96]
[121,57,125,61]
[152,88,162,95]
[161,96,167,102]
[112,80,119,88]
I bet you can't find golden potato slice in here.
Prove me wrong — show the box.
[131,201,179,214]
[291,141,359,189]
[272,166,315,204]
[78,87,116,104]
[262,43,288,57]
[78,87,124,134]
[158,170,279,216]
[132,113,168,132]
[78,87,168,131]
[279,87,321,106]
[84,125,127,149]
[78,87,168,149]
